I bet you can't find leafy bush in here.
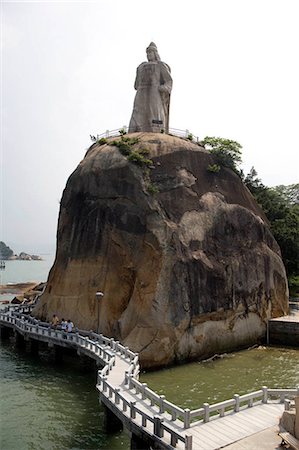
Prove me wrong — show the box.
[97,138,107,145]
[112,140,131,155]
[207,164,221,173]
[202,136,242,173]
[127,151,152,167]
[147,183,159,195]
[136,148,150,156]
[112,136,139,156]
[187,133,193,141]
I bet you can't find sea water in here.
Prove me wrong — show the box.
[1,259,299,449]
[0,255,131,449]
[0,253,55,285]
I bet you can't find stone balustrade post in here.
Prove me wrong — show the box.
[97,371,101,387]
[234,394,240,412]
[142,414,147,427]
[159,395,166,413]
[130,401,136,419]
[185,434,193,450]
[203,403,210,423]
[170,433,178,447]
[184,408,191,428]
[284,399,291,411]
[108,386,113,398]
[154,416,164,438]
[141,383,148,400]
[129,374,134,390]
[115,387,120,405]
[280,393,286,403]
[102,376,108,393]
[124,371,128,386]
[262,386,268,403]
[110,337,114,350]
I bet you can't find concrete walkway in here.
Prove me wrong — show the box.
[223,426,283,449]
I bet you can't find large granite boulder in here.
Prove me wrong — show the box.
[33,133,288,368]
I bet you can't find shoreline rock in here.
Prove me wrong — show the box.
[0,282,38,294]
[8,252,42,261]
[33,133,288,369]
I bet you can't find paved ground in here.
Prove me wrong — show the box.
[223,426,283,449]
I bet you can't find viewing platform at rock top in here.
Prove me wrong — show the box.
[1,305,298,450]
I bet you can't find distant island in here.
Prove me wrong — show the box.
[0,241,42,261]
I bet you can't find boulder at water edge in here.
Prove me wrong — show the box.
[33,133,288,368]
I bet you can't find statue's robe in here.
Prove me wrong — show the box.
[129,60,172,133]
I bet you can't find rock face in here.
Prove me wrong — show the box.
[33,133,288,368]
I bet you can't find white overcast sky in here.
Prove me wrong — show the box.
[1,0,298,253]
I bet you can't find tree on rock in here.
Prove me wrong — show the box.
[202,136,242,173]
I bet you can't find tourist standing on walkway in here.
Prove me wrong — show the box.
[67,319,74,333]
[51,314,59,329]
[61,318,67,332]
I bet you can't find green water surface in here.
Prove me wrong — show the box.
[141,346,299,409]
[1,340,298,450]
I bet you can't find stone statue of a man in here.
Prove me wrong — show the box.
[129,43,172,133]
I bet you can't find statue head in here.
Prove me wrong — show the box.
[146,42,160,62]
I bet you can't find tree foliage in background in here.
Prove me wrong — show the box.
[202,136,298,294]
[0,241,14,259]
[244,168,299,294]
[202,136,242,173]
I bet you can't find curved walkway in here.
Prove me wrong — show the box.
[0,305,297,450]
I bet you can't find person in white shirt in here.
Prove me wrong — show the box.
[67,319,74,333]
[61,318,67,332]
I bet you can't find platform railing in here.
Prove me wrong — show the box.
[1,307,298,449]
[91,126,202,144]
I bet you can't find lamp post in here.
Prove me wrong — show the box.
[95,291,104,334]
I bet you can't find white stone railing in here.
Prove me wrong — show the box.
[91,126,202,143]
[1,307,299,450]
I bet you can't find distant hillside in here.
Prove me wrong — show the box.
[0,241,42,261]
[0,241,14,259]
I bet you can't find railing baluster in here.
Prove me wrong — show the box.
[115,387,120,405]
[142,383,147,400]
[203,403,210,423]
[142,415,146,427]
[130,401,136,419]
[154,416,163,438]
[171,433,178,447]
[262,386,268,403]
[184,408,191,428]
[234,394,240,412]
[185,434,193,450]
[159,395,166,413]
[284,399,291,411]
